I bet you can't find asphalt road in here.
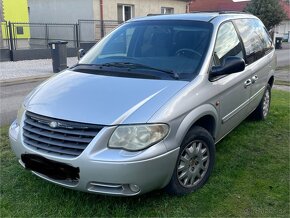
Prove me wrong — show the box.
[276,49,290,67]
[0,80,43,126]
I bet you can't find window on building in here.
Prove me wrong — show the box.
[213,22,244,66]
[16,26,24,35]
[161,7,174,14]
[117,4,134,23]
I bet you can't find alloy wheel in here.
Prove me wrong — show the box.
[177,140,210,188]
[263,89,270,117]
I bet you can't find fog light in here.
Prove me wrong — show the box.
[129,184,140,193]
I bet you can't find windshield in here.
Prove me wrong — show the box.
[79,20,213,81]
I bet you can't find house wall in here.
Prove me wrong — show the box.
[28,0,94,23]
[2,0,30,39]
[92,0,187,20]
[27,0,187,47]
[2,0,30,22]
[28,0,95,47]
[275,20,290,41]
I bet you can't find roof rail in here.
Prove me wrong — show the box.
[190,11,250,15]
[147,13,164,16]
[219,11,249,14]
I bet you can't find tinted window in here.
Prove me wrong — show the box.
[234,19,273,64]
[80,21,213,81]
[101,27,134,56]
[214,22,244,66]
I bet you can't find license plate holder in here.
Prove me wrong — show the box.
[21,154,79,181]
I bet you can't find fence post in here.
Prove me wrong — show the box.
[8,21,14,61]
[12,23,17,50]
[45,24,49,48]
[75,24,79,48]
[78,20,81,44]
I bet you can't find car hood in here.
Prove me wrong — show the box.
[26,70,188,125]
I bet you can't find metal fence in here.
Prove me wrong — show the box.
[78,20,121,43]
[0,21,9,49]
[1,20,121,50]
[0,20,122,61]
[8,22,78,50]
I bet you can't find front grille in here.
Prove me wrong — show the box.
[23,111,103,157]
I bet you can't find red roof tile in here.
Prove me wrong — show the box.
[280,0,290,19]
[189,0,290,19]
[189,0,249,12]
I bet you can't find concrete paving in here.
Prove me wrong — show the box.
[0,57,78,81]
[275,69,290,83]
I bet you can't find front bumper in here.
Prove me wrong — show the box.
[9,120,179,196]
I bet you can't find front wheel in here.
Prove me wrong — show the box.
[166,126,215,195]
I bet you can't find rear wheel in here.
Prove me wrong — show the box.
[251,84,271,120]
[166,126,215,195]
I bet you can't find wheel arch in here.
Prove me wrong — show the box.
[173,104,218,150]
[268,76,274,88]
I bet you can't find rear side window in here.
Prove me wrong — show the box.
[213,22,244,66]
[233,19,273,65]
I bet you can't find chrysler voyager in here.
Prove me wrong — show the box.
[9,12,276,196]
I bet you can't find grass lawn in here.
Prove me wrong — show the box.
[1,90,289,217]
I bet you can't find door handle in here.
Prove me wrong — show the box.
[244,79,252,88]
[252,75,258,83]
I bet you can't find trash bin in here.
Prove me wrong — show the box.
[275,37,283,49]
[48,41,68,73]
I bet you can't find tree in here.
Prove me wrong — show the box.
[245,0,287,30]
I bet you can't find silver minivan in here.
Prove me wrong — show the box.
[9,12,275,196]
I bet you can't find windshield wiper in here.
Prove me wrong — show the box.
[70,63,160,79]
[101,62,180,80]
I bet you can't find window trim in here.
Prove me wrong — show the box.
[231,18,274,66]
[161,7,174,14]
[232,21,247,65]
[209,20,246,81]
[122,5,133,22]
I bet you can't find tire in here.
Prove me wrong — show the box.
[251,84,271,120]
[166,126,215,195]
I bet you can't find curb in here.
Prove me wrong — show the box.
[273,85,290,92]
[0,74,52,86]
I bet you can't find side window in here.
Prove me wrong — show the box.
[214,22,244,66]
[257,20,273,51]
[233,19,273,65]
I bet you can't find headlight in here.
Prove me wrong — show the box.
[108,124,169,151]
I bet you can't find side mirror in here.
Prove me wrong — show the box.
[78,49,86,60]
[210,56,245,78]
